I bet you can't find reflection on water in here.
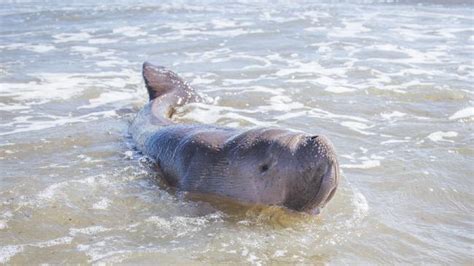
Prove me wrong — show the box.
[0,0,473,264]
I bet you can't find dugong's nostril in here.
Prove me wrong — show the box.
[259,164,269,173]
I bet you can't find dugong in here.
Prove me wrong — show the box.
[130,62,339,214]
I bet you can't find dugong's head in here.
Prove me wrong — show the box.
[225,128,339,213]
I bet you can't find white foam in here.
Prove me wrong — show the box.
[0,235,77,264]
[341,160,380,169]
[222,78,258,86]
[75,175,104,186]
[79,91,133,109]
[92,198,111,210]
[348,191,369,226]
[95,60,128,67]
[224,112,273,127]
[260,11,300,23]
[123,150,134,160]
[449,107,474,120]
[381,111,406,120]
[328,20,370,38]
[177,103,271,127]
[1,73,89,103]
[380,139,410,145]
[192,75,215,85]
[305,26,326,32]
[145,216,172,229]
[25,44,56,53]
[113,26,147,37]
[427,131,458,143]
[340,121,374,135]
[150,213,222,234]
[0,43,56,53]
[31,175,108,207]
[70,226,110,236]
[32,236,73,248]
[77,154,102,163]
[309,108,369,123]
[0,235,74,263]
[37,182,67,200]
[204,28,264,38]
[178,104,222,124]
[259,95,304,112]
[145,215,211,236]
[39,163,69,169]
[246,252,261,266]
[210,18,239,29]
[88,38,118,44]
[0,245,23,264]
[53,32,91,43]
[370,154,385,160]
[0,103,30,111]
[325,86,355,93]
[0,220,8,230]
[275,61,345,77]
[457,64,474,75]
[0,110,117,136]
[274,110,308,121]
[71,46,99,53]
[272,250,287,258]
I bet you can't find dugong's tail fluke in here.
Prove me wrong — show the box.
[143,61,192,101]
[132,62,198,132]
[131,62,199,149]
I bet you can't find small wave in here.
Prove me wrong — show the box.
[53,32,91,43]
[0,43,56,53]
[0,110,117,136]
[113,26,147,37]
[0,245,24,264]
[79,91,137,109]
[341,160,381,169]
[177,103,273,127]
[449,107,474,120]
[144,213,223,237]
[328,20,371,38]
[88,38,119,44]
[348,190,369,226]
[325,86,355,93]
[33,236,73,248]
[259,95,305,112]
[381,111,406,120]
[0,236,73,263]
[92,198,111,210]
[70,226,111,236]
[30,174,111,208]
[340,121,375,135]
[427,131,458,142]
[380,139,410,145]
[0,219,7,230]
[70,46,99,53]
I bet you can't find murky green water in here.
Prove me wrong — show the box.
[1,0,473,264]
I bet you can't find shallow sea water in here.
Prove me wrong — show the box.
[0,0,473,264]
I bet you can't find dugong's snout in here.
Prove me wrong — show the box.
[283,135,339,213]
[310,159,339,211]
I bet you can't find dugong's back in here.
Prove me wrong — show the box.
[130,62,339,213]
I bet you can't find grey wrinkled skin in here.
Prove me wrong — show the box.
[130,62,339,213]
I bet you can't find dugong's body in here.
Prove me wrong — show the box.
[130,62,339,213]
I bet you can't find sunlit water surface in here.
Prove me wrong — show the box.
[1,0,473,264]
